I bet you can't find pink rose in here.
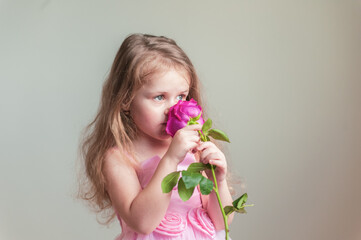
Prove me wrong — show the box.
[166,99,205,137]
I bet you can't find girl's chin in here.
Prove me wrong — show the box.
[158,132,172,141]
[160,132,171,139]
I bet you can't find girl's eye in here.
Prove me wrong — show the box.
[154,95,164,101]
[176,94,186,100]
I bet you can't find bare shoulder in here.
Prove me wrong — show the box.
[102,147,142,214]
[104,147,131,168]
[104,147,123,163]
[103,147,138,183]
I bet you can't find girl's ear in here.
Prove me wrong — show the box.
[121,102,130,112]
[121,103,132,118]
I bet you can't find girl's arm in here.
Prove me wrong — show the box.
[103,124,202,235]
[197,141,234,230]
[103,149,177,234]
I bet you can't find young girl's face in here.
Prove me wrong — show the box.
[130,69,190,143]
[130,69,190,144]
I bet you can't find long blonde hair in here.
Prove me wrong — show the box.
[78,33,203,223]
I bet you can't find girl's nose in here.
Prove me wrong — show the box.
[164,99,177,115]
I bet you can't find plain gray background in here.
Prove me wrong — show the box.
[1,0,361,239]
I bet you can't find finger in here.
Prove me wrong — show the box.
[184,124,203,131]
[203,152,223,164]
[180,131,202,144]
[176,128,200,140]
[208,158,227,169]
[197,141,215,152]
[211,160,227,179]
[189,134,201,143]
[200,147,217,161]
[187,141,200,153]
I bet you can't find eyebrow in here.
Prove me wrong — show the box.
[152,89,189,94]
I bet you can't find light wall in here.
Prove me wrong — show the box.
[1,1,360,239]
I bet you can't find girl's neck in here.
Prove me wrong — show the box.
[132,136,171,162]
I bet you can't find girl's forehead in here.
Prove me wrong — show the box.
[144,68,191,88]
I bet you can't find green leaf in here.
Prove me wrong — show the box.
[235,208,247,214]
[190,112,202,122]
[187,120,199,126]
[181,171,203,189]
[208,129,230,143]
[232,193,248,209]
[224,206,236,216]
[205,135,210,141]
[187,162,211,173]
[178,177,195,201]
[199,176,214,195]
[161,171,180,193]
[202,119,212,134]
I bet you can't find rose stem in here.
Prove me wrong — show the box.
[211,165,229,240]
[198,130,206,142]
[199,130,229,239]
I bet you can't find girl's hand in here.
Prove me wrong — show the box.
[197,141,227,182]
[165,124,202,163]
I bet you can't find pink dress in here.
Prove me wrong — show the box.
[115,153,228,240]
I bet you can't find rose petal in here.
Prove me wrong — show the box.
[165,99,205,137]
[166,117,187,137]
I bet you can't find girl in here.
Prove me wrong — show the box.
[79,33,234,239]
